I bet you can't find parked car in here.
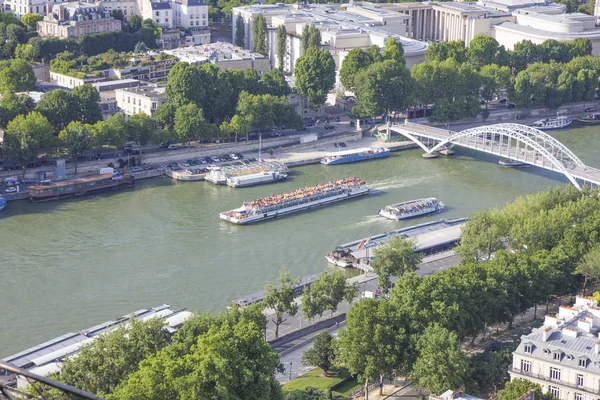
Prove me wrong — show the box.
[181,161,191,167]
[21,179,35,184]
[198,158,207,164]
[339,142,347,147]
[4,187,17,193]
[507,103,516,109]
[324,124,335,130]
[130,166,144,173]
[584,106,596,112]
[210,156,221,162]
[230,154,239,160]
[236,153,244,159]
[167,144,178,150]
[91,152,102,160]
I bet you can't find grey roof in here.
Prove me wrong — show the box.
[187,0,207,5]
[151,2,171,10]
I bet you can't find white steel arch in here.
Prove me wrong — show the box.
[394,123,586,189]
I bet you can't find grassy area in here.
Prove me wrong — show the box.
[282,366,360,396]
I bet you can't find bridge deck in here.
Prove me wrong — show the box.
[389,122,600,188]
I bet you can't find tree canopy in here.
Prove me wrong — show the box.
[294,48,336,108]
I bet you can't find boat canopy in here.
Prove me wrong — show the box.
[325,147,373,157]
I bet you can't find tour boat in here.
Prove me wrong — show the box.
[226,171,287,188]
[320,147,390,165]
[220,177,369,225]
[0,195,6,211]
[498,159,529,168]
[578,113,600,125]
[531,116,572,130]
[378,198,444,221]
[325,248,354,268]
[28,174,135,202]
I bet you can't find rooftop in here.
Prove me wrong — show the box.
[163,42,266,63]
[117,85,167,99]
[151,1,171,10]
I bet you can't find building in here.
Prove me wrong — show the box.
[163,42,271,72]
[232,3,428,82]
[2,0,50,18]
[509,296,600,400]
[115,84,167,117]
[37,1,122,39]
[0,305,193,390]
[430,387,483,400]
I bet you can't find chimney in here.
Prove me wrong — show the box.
[543,326,552,342]
[58,5,65,20]
[596,340,600,355]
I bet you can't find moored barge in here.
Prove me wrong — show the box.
[220,177,369,225]
[28,174,135,202]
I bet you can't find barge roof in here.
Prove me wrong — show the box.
[325,147,374,157]
[28,174,113,190]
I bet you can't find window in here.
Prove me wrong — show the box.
[521,360,531,373]
[549,386,560,399]
[165,17,168,22]
[577,374,584,388]
[156,11,159,16]
[575,394,583,400]
[524,344,532,354]
[579,359,587,368]
[554,352,562,361]
[550,367,561,381]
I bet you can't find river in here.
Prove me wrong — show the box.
[0,125,598,357]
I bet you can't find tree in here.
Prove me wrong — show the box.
[21,13,42,29]
[126,14,142,33]
[261,68,291,97]
[336,299,408,398]
[154,101,178,130]
[174,103,209,146]
[277,24,287,72]
[425,40,467,63]
[14,42,38,61]
[575,245,600,296]
[103,113,128,157]
[497,379,547,400]
[570,38,593,58]
[340,48,373,90]
[302,332,336,374]
[235,14,245,47]
[134,41,147,53]
[72,84,103,125]
[456,209,505,263]
[263,270,300,338]
[220,114,251,143]
[305,270,359,319]
[382,37,405,65]
[467,35,501,69]
[59,122,91,174]
[479,64,511,104]
[412,324,468,395]
[165,62,205,107]
[111,9,124,21]
[4,111,53,177]
[294,48,336,108]
[352,60,414,119]
[371,237,422,289]
[0,58,35,94]
[0,92,35,128]
[127,113,155,163]
[301,25,321,53]
[35,89,78,131]
[252,14,267,56]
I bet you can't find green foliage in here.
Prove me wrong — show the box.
[21,13,42,29]
[0,92,35,128]
[72,84,103,125]
[294,48,336,108]
[134,41,148,53]
[125,14,142,33]
[235,14,245,47]
[3,111,54,174]
[261,68,291,97]
[0,58,35,94]
[58,122,92,173]
[497,379,547,400]
[465,344,515,396]
[455,209,504,262]
[412,324,468,394]
[174,103,210,145]
[252,13,268,56]
[111,313,282,400]
[301,24,322,53]
[340,48,374,90]
[127,113,156,147]
[302,332,336,373]
[263,270,300,338]
[425,40,467,63]
[371,236,422,289]
[301,270,358,321]
[111,9,124,21]
[575,245,600,296]
[352,59,414,118]
[467,35,503,69]
[382,37,405,65]
[277,24,288,72]
[35,89,79,131]
[14,42,38,61]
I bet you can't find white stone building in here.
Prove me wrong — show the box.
[115,84,167,117]
[163,42,271,72]
[510,297,600,400]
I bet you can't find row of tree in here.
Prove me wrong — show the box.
[334,186,600,398]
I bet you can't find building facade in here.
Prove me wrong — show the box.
[163,42,271,72]
[510,297,600,400]
[115,84,167,117]
[37,1,122,39]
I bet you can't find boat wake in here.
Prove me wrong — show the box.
[346,214,396,229]
[370,175,436,191]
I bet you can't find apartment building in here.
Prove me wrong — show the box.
[163,42,271,72]
[510,297,600,400]
[115,84,167,117]
[37,1,122,39]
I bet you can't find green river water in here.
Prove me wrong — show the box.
[0,125,598,356]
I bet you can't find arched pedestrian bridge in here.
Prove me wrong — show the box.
[388,122,600,190]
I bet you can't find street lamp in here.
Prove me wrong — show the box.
[289,361,293,380]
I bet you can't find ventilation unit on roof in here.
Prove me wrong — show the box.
[567,355,574,360]
[544,349,551,354]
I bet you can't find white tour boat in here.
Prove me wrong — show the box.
[531,116,572,130]
[378,197,444,221]
[226,171,287,188]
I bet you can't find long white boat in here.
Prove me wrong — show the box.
[531,116,572,130]
[220,177,369,225]
[378,197,444,221]
[321,147,390,165]
[325,248,354,267]
[226,171,287,188]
